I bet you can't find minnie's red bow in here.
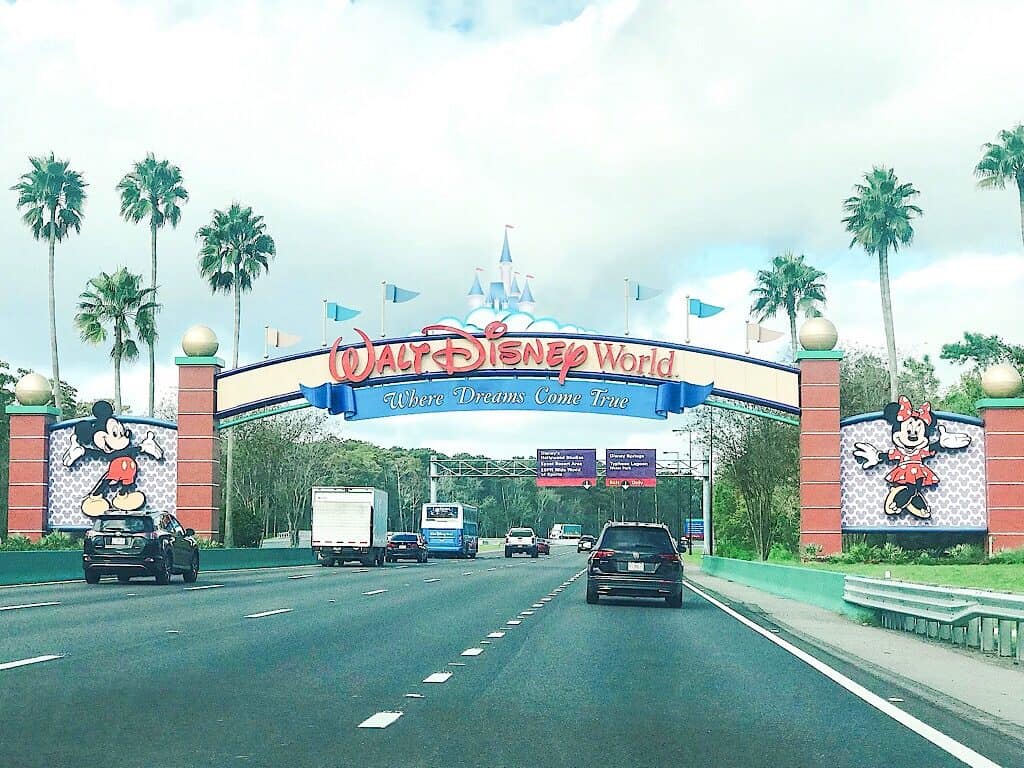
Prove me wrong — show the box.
[897,396,932,424]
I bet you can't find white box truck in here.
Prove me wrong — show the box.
[311,487,389,567]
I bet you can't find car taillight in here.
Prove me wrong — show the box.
[657,552,680,562]
[592,549,615,559]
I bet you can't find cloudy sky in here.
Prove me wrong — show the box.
[2,0,1023,457]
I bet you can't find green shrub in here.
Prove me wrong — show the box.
[0,535,35,551]
[879,543,910,564]
[767,543,797,562]
[195,537,224,549]
[989,547,1024,564]
[801,543,823,560]
[35,531,81,550]
[836,542,882,564]
[944,543,985,564]
[714,540,756,560]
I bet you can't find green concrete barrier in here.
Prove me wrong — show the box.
[0,547,317,586]
[701,556,867,618]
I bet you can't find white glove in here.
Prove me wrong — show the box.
[140,430,164,460]
[936,424,971,450]
[62,434,86,467]
[853,442,882,469]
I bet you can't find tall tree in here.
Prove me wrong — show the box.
[197,203,276,546]
[11,153,87,411]
[974,124,1024,247]
[73,268,158,413]
[749,252,827,360]
[842,166,922,400]
[117,154,188,416]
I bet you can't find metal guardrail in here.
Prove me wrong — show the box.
[844,576,1024,660]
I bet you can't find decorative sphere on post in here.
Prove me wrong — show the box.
[181,325,219,357]
[981,364,1023,399]
[798,317,838,352]
[14,373,53,406]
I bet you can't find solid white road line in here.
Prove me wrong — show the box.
[487,631,506,638]
[0,654,64,671]
[244,609,293,619]
[682,581,1001,768]
[461,648,484,657]
[183,584,224,591]
[363,589,387,596]
[423,578,441,584]
[0,601,60,612]
[358,711,403,729]
[423,672,452,683]
[288,574,314,580]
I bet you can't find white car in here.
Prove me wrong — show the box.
[577,535,595,553]
[505,528,538,558]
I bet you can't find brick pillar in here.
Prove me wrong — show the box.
[5,405,61,541]
[176,355,223,539]
[977,398,1024,554]
[797,350,843,555]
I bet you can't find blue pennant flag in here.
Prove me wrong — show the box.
[299,382,357,418]
[326,302,361,322]
[385,283,419,303]
[633,283,662,301]
[688,297,724,318]
[655,380,715,416]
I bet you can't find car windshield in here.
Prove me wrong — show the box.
[391,534,417,542]
[93,516,152,533]
[600,527,673,552]
[510,529,533,537]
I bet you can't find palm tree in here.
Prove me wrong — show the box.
[197,203,276,547]
[74,268,158,413]
[117,154,189,416]
[749,252,827,361]
[974,124,1024,247]
[842,167,922,400]
[11,154,87,411]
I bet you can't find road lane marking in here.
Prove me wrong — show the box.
[166,630,180,634]
[423,578,441,583]
[244,609,293,619]
[520,610,535,615]
[532,603,544,608]
[404,693,423,699]
[183,584,224,591]
[448,661,466,666]
[354,569,369,573]
[487,631,505,638]
[480,640,491,644]
[0,601,60,612]
[486,568,497,571]
[363,589,387,596]
[682,581,1001,768]
[423,672,452,683]
[358,711,403,729]
[397,565,409,569]
[462,572,473,575]
[461,648,484,656]
[288,574,314,580]
[0,654,64,671]
[506,620,522,626]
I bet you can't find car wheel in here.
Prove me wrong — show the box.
[183,553,200,583]
[155,546,172,584]
[117,574,131,584]
[504,549,512,558]
[586,585,599,604]
[84,568,100,584]
[469,551,477,559]
[530,548,538,559]
[420,552,427,563]
[666,591,683,608]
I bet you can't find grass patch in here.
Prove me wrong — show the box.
[802,561,1024,594]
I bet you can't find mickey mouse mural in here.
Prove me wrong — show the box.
[61,401,165,517]
[851,396,971,519]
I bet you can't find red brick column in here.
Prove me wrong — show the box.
[5,405,61,541]
[797,350,843,555]
[176,355,223,539]
[977,398,1024,554]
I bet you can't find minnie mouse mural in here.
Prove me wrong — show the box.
[852,396,972,519]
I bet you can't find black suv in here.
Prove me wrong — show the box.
[586,522,683,607]
[83,513,200,585]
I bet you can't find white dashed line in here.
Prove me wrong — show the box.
[532,603,544,608]
[0,654,64,671]
[358,711,403,729]
[462,572,473,576]
[480,640,491,644]
[520,611,535,616]
[397,565,409,569]
[288,574,314,580]
[423,578,441,584]
[354,569,369,573]
[461,648,484,657]
[363,589,387,596]
[183,584,224,591]
[448,662,466,666]
[486,568,497,571]
[244,609,293,619]
[404,693,423,699]
[423,672,452,683]
[487,631,506,638]
[506,620,522,626]
[0,601,60,612]
[166,630,181,634]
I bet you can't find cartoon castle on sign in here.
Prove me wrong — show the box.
[467,229,536,315]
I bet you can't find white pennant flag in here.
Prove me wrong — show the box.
[746,322,784,344]
[264,326,302,358]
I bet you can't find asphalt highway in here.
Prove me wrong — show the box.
[0,544,1019,767]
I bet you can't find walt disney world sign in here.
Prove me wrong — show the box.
[214,322,801,421]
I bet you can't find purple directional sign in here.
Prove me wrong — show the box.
[605,448,657,487]
[536,449,598,487]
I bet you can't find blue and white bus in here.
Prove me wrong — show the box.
[421,502,479,559]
